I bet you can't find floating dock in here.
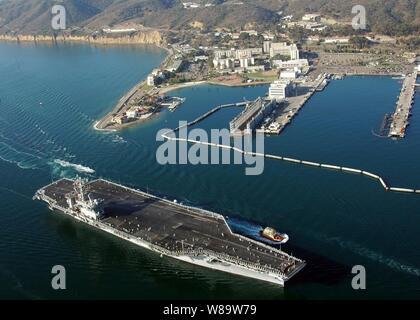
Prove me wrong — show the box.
[161,97,186,112]
[389,68,418,138]
[34,178,305,286]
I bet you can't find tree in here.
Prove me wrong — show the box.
[349,36,371,49]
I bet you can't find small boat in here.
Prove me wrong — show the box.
[260,227,289,244]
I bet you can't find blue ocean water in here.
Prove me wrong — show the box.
[1,41,420,299]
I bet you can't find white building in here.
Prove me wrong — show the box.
[273,59,309,69]
[213,58,235,70]
[126,110,138,119]
[270,42,300,60]
[324,37,350,44]
[245,65,265,73]
[239,57,255,68]
[240,58,249,68]
[214,48,262,60]
[289,44,300,60]
[147,75,156,86]
[263,41,271,54]
[166,60,184,73]
[103,28,136,34]
[269,80,292,101]
[302,14,321,22]
[280,70,298,80]
[262,33,275,41]
[213,48,262,72]
[214,49,236,59]
[194,55,208,62]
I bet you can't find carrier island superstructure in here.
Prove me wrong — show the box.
[34,178,305,286]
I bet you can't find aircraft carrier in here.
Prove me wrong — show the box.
[34,178,305,286]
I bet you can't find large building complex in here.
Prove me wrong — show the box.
[213,48,265,73]
[268,42,300,60]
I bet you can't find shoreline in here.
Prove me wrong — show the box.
[0,32,167,48]
[0,36,170,54]
[94,71,406,132]
[94,79,271,132]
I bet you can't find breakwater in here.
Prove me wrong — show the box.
[162,104,420,195]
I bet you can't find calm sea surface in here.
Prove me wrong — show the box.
[1,42,420,299]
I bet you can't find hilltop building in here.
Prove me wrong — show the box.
[268,42,300,60]
[302,14,321,22]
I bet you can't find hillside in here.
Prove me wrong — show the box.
[0,0,419,35]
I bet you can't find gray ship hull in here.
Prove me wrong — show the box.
[34,178,305,286]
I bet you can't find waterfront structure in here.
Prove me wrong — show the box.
[34,178,305,286]
[147,74,156,86]
[269,80,292,101]
[229,98,276,135]
[147,69,165,86]
[126,110,138,119]
[389,68,418,138]
[113,115,128,124]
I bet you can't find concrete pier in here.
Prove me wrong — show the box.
[161,94,420,196]
[389,68,418,138]
[271,75,326,135]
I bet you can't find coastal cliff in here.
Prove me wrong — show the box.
[0,31,164,46]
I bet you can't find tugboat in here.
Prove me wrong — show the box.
[260,227,289,244]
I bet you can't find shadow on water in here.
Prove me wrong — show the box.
[285,243,350,287]
[226,214,349,287]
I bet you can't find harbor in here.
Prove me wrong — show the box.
[34,178,305,286]
[4,40,420,298]
[389,68,418,138]
[265,75,327,135]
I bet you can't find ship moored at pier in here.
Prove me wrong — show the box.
[33,178,305,286]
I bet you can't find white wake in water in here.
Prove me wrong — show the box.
[53,159,95,174]
[0,141,44,170]
[314,232,420,277]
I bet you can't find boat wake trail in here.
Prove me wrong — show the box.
[0,141,44,170]
[53,159,95,174]
[317,233,420,277]
[0,264,39,299]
